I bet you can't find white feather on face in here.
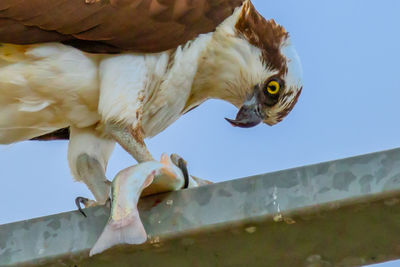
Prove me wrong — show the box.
[185,1,303,128]
[262,39,303,126]
[184,5,278,111]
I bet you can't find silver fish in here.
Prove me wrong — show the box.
[90,154,187,256]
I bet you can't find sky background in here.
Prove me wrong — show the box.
[1,0,400,266]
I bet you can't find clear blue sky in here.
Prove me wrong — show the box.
[1,1,400,266]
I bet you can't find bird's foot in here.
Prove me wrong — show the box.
[75,196,110,217]
[141,153,212,197]
[170,154,213,187]
[76,153,112,205]
[141,154,187,196]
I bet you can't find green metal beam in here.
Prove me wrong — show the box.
[2,148,400,266]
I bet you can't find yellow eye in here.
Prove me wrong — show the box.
[266,80,280,95]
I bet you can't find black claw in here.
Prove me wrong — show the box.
[170,154,190,189]
[75,197,88,217]
[177,158,189,189]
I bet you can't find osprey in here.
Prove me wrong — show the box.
[0,0,302,206]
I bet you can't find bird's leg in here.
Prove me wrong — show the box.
[68,126,115,214]
[104,123,154,163]
[104,123,215,193]
[104,123,196,192]
[73,153,112,216]
[75,154,111,205]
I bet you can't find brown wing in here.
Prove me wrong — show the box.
[0,0,244,53]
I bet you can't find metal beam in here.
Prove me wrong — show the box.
[2,148,400,266]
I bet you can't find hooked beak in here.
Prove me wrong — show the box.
[225,94,262,128]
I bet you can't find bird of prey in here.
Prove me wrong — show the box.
[0,0,303,206]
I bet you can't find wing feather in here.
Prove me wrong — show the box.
[0,0,244,53]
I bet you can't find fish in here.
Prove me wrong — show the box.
[89,154,199,256]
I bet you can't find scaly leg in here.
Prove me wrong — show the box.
[75,154,111,204]
[105,123,196,191]
[68,126,115,211]
[104,123,209,195]
[104,123,153,163]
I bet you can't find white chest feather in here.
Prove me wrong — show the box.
[142,34,212,137]
[97,34,212,138]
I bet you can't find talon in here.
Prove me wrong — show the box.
[170,154,189,189]
[75,197,89,217]
[178,158,189,189]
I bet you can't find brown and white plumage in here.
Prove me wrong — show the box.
[0,0,243,53]
[0,0,302,205]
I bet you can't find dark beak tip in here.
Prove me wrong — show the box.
[224,117,237,127]
[224,117,261,128]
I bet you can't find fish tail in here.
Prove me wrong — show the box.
[89,211,147,256]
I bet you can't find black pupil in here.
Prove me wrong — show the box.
[269,85,276,92]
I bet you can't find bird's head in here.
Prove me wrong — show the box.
[223,1,303,128]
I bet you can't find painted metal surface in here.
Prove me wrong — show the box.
[2,148,400,266]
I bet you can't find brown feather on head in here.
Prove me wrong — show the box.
[235,0,289,74]
[225,0,302,128]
